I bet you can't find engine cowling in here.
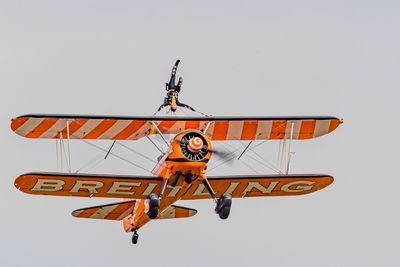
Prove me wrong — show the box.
[167,130,212,163]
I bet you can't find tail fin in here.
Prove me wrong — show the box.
[72,200,136,220]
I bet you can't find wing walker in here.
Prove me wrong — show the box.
[11,60,343,244]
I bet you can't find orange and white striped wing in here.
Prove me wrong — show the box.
[11,114,342,141]
[205,118,342,140]
[72,200,136,220]
[159,205,197,219]
[11,115,153,140]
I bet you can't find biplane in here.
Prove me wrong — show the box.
[11,61,342,244]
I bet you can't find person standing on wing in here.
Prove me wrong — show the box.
[157,60,196,112]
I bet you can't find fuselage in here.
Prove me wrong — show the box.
[123,129,212,231]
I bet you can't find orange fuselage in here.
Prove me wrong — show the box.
[123,129,212,231]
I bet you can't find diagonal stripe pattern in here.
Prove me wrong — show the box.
[11,115,342,141]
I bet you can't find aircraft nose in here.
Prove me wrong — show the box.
[188,137,203,153]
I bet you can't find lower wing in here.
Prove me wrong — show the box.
[15,172,333,199]
[181,174,333,199]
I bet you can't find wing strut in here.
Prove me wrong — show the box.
[66,120,72,172]
[285,121,294,174]
[150,121,169,147]
[146,135,165,154]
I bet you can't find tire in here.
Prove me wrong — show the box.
[218,206,231,220]
[145,193,160,219]
[147,206,159,219]
[132,233,138,244]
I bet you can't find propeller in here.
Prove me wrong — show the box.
[177,134,237,162]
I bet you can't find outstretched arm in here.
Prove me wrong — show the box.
[176,99,196,111]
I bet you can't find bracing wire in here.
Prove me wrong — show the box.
[247,148,281,173]
[75,152,106,173]
[224,141,280,173]
[81,140,152,174]
[115,141,158,164]
[75,142,126,173]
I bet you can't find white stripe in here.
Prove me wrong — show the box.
[226,121,244,140]
[40,119,68,138]
[166,121,186,134]
[126,121,153,140]
[72,119,103,139]
[188,210,197,217]
[98,120,132,139]
[313,120,331,138]
[160,206,176,219]
[15,118,44,136]
[199,121,210,132]
[90,205,116,219]
[255,120,272,140]
[284,120,302,139]
[71,209,84,217]
[205,121,215,139]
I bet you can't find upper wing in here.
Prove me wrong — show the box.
[181,174,334,199]
[11,114,342,141]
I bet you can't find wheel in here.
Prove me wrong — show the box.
[218,206,231,220]
[147,206,159,219]
[215,194,232,220]
[132,232,139,244]
[146,193,160,219]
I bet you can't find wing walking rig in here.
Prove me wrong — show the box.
[11,60,343,244]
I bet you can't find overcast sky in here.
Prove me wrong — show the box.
[1,1,399,266]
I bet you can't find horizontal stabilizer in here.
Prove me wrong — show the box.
[11,114,342,141]
[159,205,197,219]
[72,200,136,220]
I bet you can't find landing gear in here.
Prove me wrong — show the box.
[215,194,232,219]
[201,175,233,220]
[132,230,139,244]
[171,171,182,187]
[145,193,160,219]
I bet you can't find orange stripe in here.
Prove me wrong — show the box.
[83,119,117,139]
[240,121,258,140]
[185,120,200,130]
[77,207,99,218]
[11,117,30,131]
[157,121,176,133]
[298,120,316,139]
[328,119,342,133]
[212,121,229,140]
[25,118,58,138]
[174,207,190,218]
[269,120,287,139]
[112,120,146,140]
[105,203,133,220]
[53,119,89,138]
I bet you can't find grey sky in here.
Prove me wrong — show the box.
[1,1,399,266]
